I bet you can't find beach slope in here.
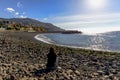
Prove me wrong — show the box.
[0,32,120,79]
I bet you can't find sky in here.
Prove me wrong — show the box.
[0,0,120,34]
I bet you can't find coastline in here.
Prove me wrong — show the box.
[34,33,120,53]
[34,34,54,44]
[0,31,120,79]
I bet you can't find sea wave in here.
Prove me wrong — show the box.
[34,34,54,44]
[34,34,86,48]
[34,33,116,52]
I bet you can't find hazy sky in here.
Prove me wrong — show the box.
[0,0,120,33]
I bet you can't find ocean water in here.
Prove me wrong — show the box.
[35,31,120,52]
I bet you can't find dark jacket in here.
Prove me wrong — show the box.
[47,53,57,68]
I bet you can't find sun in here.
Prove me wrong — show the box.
[85,0,107,10]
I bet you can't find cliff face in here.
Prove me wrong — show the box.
[0,18,64,31]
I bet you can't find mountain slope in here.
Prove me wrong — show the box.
[0,18,64,31]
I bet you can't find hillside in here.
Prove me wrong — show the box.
[0,18,64,31]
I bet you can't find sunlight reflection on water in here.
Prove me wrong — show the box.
[74,26,120,35]
[35,31,120,52]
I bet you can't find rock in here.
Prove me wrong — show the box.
[39,77,45,80]
[29,77,38,80]
[21,77,28,80]
[109,76,119,80]
[103,75,109,78]
[110,69,118,74]
[0,67,3,72]
[70,75,76,79]
[93,72,99,76]
[97,70,104,76]
[58,76,64,80]
[66,69,73,75]
[75,70,80,76]
[21,77,38,80]
[104,71,110,75]
[5,75,16,80]
[0,76,3,80]
[57,66,62,70]
[40,64,45,67]
[0,54,3,58]
[62,72,70,79]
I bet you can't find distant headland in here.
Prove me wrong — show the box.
[0,18,82,34]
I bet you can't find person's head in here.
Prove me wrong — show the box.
[49,47,56,55]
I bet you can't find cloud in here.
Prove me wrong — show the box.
[47,13,120,28]
[5,6,27,18]
[35,18,40,21]
[17,2,23,8]
[45,13,120,33]
[50,13,120,23]
[43,18,48,21]
[15,12,19,15]
[15,12,27,18]
[20,15,27,18]
[6,8,15,13]
[19,12,27,18]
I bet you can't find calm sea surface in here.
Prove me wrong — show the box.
[35,31,120,52]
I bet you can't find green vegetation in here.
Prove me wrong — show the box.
[0,20,46,32]
[0,18,64,32]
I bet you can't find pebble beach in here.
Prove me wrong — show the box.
[0,32,120,80]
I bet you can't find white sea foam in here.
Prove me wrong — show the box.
[34,34,54,44]
[34,33,120,53]
[34,34,83,48]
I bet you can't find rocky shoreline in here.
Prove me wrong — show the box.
[0,32,120,80]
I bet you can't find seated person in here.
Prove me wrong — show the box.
[46,47,57,70]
